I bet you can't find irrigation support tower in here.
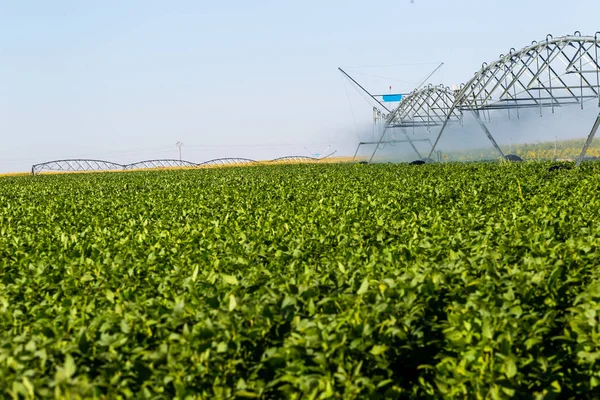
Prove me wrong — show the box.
[365,32,600,165]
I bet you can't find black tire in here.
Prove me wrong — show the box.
[505,154,523,162]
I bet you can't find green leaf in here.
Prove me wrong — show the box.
[357,278,369,295]
[216,342,228,353]
[281,296,296,309]
[120,319,131,334]
[503,357,517,379]
[228,294,237,311]
[21,377,34,398]
[62,354,76,379]
[510,305,523,318]
[174,299,185,316]
[370,345,388,356]
[105,290,115,303]
[235,390,260,398]
[222,274,239,286]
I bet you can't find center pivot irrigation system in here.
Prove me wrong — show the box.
[346,32,600,166]
[30,155,332,175]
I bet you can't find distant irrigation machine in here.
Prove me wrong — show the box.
[31,156,321,175]
[351,32,600,166]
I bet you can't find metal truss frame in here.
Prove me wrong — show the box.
[269,156,319,163]
[425,32,600,166]
[31,156,320,175]
[31,159,125,174]
[123,159,198,170]
[197,158,257,167]
[353,85,460,162]
[364,32,600,165]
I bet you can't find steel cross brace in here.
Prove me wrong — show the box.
[471,111,506,158]
[364,127,422,163]
[352,135,429,162]
[427,111,505,161]
[576,110,600,166]
[404,131,423,160]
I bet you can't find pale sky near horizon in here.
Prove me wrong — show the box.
[1,0,599,172]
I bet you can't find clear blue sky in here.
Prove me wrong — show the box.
[1,0,598,172]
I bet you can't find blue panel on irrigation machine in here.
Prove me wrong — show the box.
[382,94,403,102]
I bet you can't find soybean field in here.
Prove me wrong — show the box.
[1,162,600,399]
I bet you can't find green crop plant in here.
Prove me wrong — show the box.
[1,162,600,399]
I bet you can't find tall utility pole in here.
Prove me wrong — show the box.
[176,141,184,161]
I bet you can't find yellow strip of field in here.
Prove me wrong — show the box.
[0,172,30,177]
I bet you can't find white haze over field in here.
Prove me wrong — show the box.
[356,101,600,163]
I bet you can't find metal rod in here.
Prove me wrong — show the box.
[352,143,361,161]
[537,48,543,116]
[426,116,451,160]
[372,93,409,97]
[402,130,423,159]
[471,110,506,158]
[548,44,555,114]
[369,126,390,163]
[575,111,600,166]
[596,34,600,107]
[581,44,585,109]
[407,136,423,159]
[360,138,430,145]
[415,63,444,91]
[338,68,391,113]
